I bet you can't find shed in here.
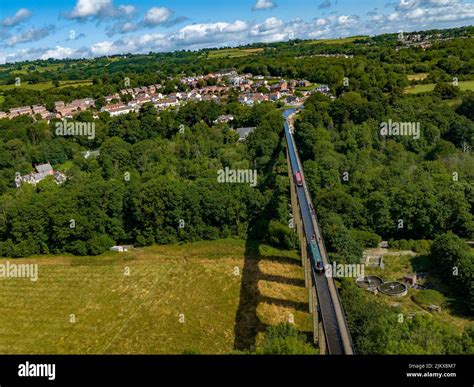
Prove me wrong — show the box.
[403,273,417,286]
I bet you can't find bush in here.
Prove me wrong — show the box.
[412,289,446,309]
[88,234,115,255]
[412,240,432,254]
[256,324,317,355]
[68,240,88,256]
[434,82,460,99]
[268,220,298,250]
[389,239,431,253]
[350,229,382,248]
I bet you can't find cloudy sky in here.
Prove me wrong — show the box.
[0,0,473,63]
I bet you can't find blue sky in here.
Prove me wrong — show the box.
[1,0,473,63]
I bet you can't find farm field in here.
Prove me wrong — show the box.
[306,36,368,45]
[405,80,474,93]
[205,48,264,59]
[0,239,312,354]
[407,73,429,81]
[0,79,92,91]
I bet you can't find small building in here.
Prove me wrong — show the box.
[214,114,234,124]
[403,273,417,286]
[235,127,256,142]
[314,84,331,94]
[81,150,101,159]
[101,104,135,117]
[110,246,129,253]
[15,163,66,188]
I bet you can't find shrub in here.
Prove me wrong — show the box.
[256,324,317,355]
[88,234,115,255]
[350,229,382,248]
[412,289,446,309]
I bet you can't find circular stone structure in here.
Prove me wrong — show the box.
[356,275,383,291]
[378,281,408,297]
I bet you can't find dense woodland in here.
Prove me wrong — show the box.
[0,101,293,257]
[0,26,473,354]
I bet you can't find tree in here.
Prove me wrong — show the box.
[434,82,460,99]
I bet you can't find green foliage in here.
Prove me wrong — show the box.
[412,289,446,309]
[456,92,474,121]
[340,280,466,354]
[389,239,432,254]
[0,101,290,256]
[88,235,115,255]
[256,324,317,355]
[434,82,461,99]
[430,233,474,313]
[350,229,382,248]
[267,220,298,250]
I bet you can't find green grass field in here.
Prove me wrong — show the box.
[405,80,474,94]
[407,73,429,81]
[0,80,92,92]
[306,36,368,45]
[205,48,264,59]
[8,63,64,75]
[0,239,311,354]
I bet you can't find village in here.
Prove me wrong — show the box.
[0,70,333,121]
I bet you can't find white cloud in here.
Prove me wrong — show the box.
[250,17,287,42]
[2,46,87,63]
[253,0,278,11]
[1,8,32,27]
[67,0,135,20]
[171,20,249,47]
[91,33,170,56]
[143,7,172,25]
[119,5,136,16]
[69,0,112,18]
[40,46,81,60]
[367,0,474,29]
[4,26,56,47]
[90,41,116,56]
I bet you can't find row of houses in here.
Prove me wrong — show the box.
[0,98,96,121]
[55,98,95,118]
[1,71,315,121]
[0,105,55,120]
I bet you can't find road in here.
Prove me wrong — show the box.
[283,108,354,355]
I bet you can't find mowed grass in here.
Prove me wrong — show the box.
[407,73,429,81]
[305,36,368,45]
[0,239,311,354]
[404,80,474,94]
[9,63,64,75]
[0,80,92,91]
[206,48,264,59]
